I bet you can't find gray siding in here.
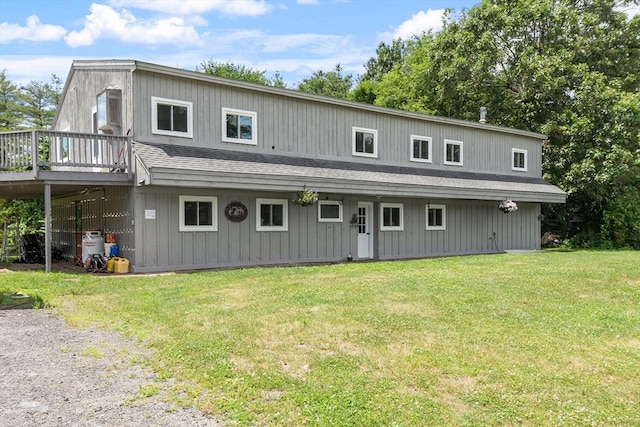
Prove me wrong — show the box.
[133,186,540,273]
[131,71,543,178]
[55,69,133,136]
[376,200,540,259]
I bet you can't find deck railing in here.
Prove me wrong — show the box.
[0,130,132,176]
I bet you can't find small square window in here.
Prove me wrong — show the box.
[426,204,446,230]
[512,148,527,171]
[256,198,288,231]
[223,108,257,145]
[411,135,432,163]
[352,127,378,158]
[179,196,217,232]
[444,139,463,166]
[152,97,193,138]
[318,201,343,222]
[380,203,404,231]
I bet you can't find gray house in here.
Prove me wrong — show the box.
[0,59,565,273]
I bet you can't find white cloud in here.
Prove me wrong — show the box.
[380,8,446,41]
[209,30,348,55]
[0,56,74,86]
[297,0,320,5]
[0,15,67,43]
[64,4,203,48]
[107,0,272,16]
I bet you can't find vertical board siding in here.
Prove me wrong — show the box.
[132,71,543,179]
[133,186,542,272]
[55,70,132,135]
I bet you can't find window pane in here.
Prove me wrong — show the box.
[421,140,429,159]
[239,115,253,140]
[414,139,429,159]
[184,201,198,225]
[514,152,525,168]
[157,104,172,131]
[260,203,271,226]
[173,106,188,133]
[272,205,283,226]
[97,92,107,129]
[383,207,400,227]
[226,114,238,138]
[391,208,400,226]
[355,132,364,152]
[413,139,421,159]
[446,144,460,163]
[320,204,340,219]
[198,202,212,226]
[428,208,442,227]
[364,133,374,154]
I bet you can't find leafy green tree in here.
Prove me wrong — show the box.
[296,64,353,99]
[17,75,61,129]
[0,70,22,131]
[199,60,287,88]
[1,73,61,246]
[356,0,640,247]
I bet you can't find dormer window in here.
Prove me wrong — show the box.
[352,127,378,158]
[444,139,463,166]
[223,108,257,145]
[512,148,528,172]
[152,96,193,138]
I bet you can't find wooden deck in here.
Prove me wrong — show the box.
[0,130,133,199]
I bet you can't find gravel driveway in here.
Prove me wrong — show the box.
[0,308,220,426]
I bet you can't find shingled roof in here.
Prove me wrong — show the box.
[133,142,566,203]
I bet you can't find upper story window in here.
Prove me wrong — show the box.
[152,97,193,138]
[411,135,432,163]
[352,127,378,158]
[426,204,446,230]
[257,198,288,231]
[444,139,463,166]
[96,89,122,135]
[380,203,404,231]
[223,108,257,145]
[318,201,343,223]
[512,148,528,172]
[179,196,217,232]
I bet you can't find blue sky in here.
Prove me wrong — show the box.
[0,0,478,87]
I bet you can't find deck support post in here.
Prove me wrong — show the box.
[44,183,51,273]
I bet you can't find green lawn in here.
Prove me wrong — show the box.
[3,251,639,426]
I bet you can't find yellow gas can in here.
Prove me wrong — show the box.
[106,257,115,273]
[114,257,129,274]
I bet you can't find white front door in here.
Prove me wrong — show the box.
[357,202,373,259]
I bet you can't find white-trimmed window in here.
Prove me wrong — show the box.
[411,135,432,163]
[512,148,528,172]
[352,127,378,158]
[444,139,463,166]
[426,204,446,230]
[318,201,343,223]
[223,108,257,145]
[179,196,217,232]
[380,203,403,231]
[152,97,193,138]
[256,198,288,231]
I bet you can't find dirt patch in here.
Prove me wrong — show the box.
[0,308,220,426]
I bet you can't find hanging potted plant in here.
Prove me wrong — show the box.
[292,187,318,206]
[498,199,518,214]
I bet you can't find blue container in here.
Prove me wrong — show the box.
[109,244,119,258]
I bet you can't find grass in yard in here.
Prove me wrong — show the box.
[3,251,639,426]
